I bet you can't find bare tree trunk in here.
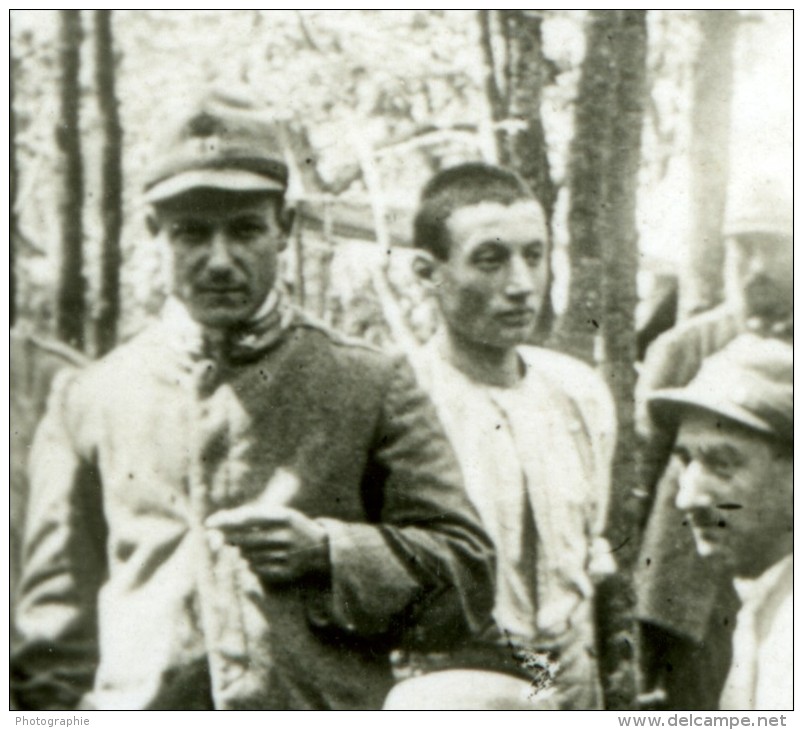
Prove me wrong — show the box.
[597,10,648,711]
[552,11,619,362]
[499,10,557,222]
[552,10,648,709]
[55,10,86,350]
[478,10,508,164]
[10,60,18,327]
[93,9,123,355]
[681,10,738,317]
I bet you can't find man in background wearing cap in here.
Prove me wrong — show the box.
[11,95,494,710]
[648,335,792,710]
[634,182,793,709]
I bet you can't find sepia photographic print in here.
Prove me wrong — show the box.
[8,8,793,719]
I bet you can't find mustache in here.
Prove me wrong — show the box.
[194,271,247,289]
[686,508,728,530]
[745,274,774,290]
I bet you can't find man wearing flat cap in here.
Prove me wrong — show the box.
[11,93,495,710]
[634,179,793,709]
[648,335,793,710]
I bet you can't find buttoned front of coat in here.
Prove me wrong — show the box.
[13,308,494,710]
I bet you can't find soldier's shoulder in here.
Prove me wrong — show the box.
[289,312,390,364]
[654,305,739,350]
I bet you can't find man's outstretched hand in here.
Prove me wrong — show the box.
[206,505,330,583]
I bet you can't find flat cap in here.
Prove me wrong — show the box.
[144,90,288,204]
[649,334,793,445]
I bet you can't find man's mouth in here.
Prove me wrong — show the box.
[687,510,728,540]
[496,309,535,326]
[744,278,782,307]
[196,286,246,295]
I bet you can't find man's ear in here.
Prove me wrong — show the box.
[412,251,443,293]
[145,211,161,238]
[275,204,295,253]
[279,205,295,235]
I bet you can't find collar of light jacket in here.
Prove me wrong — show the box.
[160,287,295,364]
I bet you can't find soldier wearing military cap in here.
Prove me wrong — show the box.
[11,93,495,710]
[635,179,793,709]
[648,335,793,710]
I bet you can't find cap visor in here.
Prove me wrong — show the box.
[648,389,775,437]
[145,169,284,204]
[723,220,792,238]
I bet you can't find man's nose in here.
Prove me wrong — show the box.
[746,251,770,277]
[207,232,235,271]
[505,255,535,298]
[675,461,712,512]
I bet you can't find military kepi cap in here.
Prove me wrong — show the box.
[648,334,793,445]
[144,91,288,204]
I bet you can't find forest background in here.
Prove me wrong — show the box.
[8,9,792,709]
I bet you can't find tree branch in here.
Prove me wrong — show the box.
[477,10,504,122]
[296,11,324,53]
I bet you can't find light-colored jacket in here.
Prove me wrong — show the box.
[410,338,616,709]
[720,555,792,710]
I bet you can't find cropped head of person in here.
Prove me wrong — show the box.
[412,163,550,352]
[144,91,294,329]
[723,181,793,327]
[649,334,793,578]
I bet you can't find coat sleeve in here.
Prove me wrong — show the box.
[11,371,107,710]
[307,356,496,649]
[584,370,617,544]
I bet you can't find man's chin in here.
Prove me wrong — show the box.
[491,322,536,348]
[743,291,791,321]
[691,528,721,556]
[190,306,254,329]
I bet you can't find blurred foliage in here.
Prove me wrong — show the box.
[10,10,791,346]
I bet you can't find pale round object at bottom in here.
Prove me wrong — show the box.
[383,669,558,710]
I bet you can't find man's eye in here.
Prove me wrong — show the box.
[524,249,544,267]
[673,448,691,467]
[701,454,735,478]
[231,222,267,240]
[171,223,208,243]
[472,249,506,269]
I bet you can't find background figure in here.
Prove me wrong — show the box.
[648,335,793,710]
[11,94,495,710]
[10,330,87,638]
[385,164,617,710]
[634,181,792,709]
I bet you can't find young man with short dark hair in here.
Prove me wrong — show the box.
[385,163,617,710]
